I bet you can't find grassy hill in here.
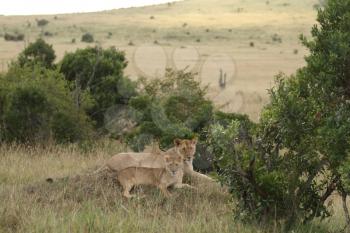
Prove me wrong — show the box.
[0,0,319,120]
[0,144,343,233]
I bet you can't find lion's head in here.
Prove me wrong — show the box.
[173,138,198,163]
[164,154,183,176]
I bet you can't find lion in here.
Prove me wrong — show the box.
[166,138,214,182]
[116,152,193,198]
[94,138,213,187]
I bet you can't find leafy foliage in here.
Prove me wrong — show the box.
[18,38,56,68]
[81,33,94,43]
[208,0,350,227]
[127,69,213,151]
[36,19,49,27]
[0,65,93,144]
[59,46,137,129]
[4,33,24,41]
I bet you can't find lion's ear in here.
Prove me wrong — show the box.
[164,155,170,163]
[191,137,198,145]
[174,139,182,147]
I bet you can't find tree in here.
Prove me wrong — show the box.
[209,0,350,229]
[18,38,56,69]
[59,46,137,129]
[0,64,93,144]
[127,69,213,152]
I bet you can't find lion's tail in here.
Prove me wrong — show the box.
[91,165,108,175]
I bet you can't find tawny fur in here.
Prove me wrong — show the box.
[115,154,186,198]
[95,138,214,187]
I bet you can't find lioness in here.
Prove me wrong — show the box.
[95,138,213,187]
[167,138,213,182]
[116,153,186,198]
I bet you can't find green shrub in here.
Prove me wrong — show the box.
[0,65,93,144]
[81,33,94,43]
[0,81,6,142]
[18,38,56,68]
[208,0,350,228]
[127,69,213,151]
[194,111,254,172]
[261,0,350,225]
[43,31,53,37]
[4,33,24,41]
[36,19,49,27]
[59,46,137,129]
[4,85,52,142]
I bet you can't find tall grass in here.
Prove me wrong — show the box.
[0,144,345,233]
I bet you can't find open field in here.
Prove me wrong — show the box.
[0,144,346,233]
[0,0,319,121]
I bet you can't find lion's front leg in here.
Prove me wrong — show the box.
[159,184,172,198]
[183,162,214,182]
[174,183,197,190]
[187,170,214,182]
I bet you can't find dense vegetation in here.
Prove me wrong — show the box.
[126,70,213,150]
[207,0,350,230]
[0,65,92,144]
[59,46,136,129]
[0,40,136,144]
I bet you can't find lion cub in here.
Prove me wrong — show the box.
[116,153,184,198]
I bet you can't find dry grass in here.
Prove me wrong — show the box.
[0,144,237,233]
[0,143,347,233]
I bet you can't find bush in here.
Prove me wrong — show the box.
[195,111,254,172]
[4,33,24,41]
[126,69,214,151]
[81,33,94,43]
[271,33,282,43]
[208,0,350,228]
[36,19,49,27]
[43,31,53,37]
[0,65,93,144]
[18,38,56,68]
[59,46,137,129]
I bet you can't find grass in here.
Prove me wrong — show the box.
[0,143,235,233]
[0,143,348,233]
